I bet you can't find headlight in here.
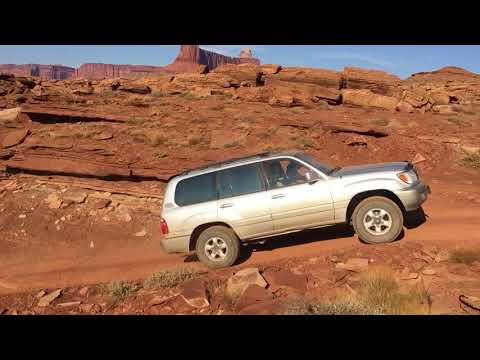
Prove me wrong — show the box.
[397,170,418,184]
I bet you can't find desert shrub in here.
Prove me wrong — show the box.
[129,129,165,146]
[461,152,480,170]
[370,118,390,127]
[284,266,430,315]
[104,281,138,300]
[447,116,463,124]
[143,267,202,289]
[450,247,480,265]
[209,104,226,111]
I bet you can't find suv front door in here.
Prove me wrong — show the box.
[262,157,334,233]
[216,162,274,240]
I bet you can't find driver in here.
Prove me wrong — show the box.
[286,161,306,185]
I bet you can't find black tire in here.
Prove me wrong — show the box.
[195,225,240,269]
[352,196,404,244]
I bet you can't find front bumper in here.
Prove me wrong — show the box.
[394,181,431,212]
[160,235,190,254]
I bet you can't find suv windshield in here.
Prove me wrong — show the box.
[295,153,336,175]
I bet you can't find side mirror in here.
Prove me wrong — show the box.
[305,171,319,184]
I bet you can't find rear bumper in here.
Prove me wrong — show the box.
[160,235,190,254]
[394,181,431,212]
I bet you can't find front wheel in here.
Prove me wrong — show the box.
[195,226,240,269]
[352,196,404,244]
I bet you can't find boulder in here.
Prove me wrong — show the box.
[226,268,268,300]
[411,153,427,164]
[268,95,303,108]
[343,67,401,96]
[45,193,62,209]
[260,64,282,75]
[402,90,429,108]
[0,108,21,125]
[213,64,263,86]
[180,278,209,309]
[429,91,450,105]
[62,192,87,204]
[1,129,29,148]
[341,89,398,110]
[461,145,480,155]
[118,85,151,95]
[396,101,414,113]
[432,105,455,114]
[271,67,342,89]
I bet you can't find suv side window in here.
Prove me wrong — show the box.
[218,163,266,199]
[175,172,218,206]
[263,158,315,189]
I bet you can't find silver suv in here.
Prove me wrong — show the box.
[159,151,430,268]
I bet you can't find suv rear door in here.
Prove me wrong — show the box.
[262,157,334,233]
[216,162,274,240]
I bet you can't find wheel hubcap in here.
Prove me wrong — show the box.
[204,237,228,261]
[363,208,392,236]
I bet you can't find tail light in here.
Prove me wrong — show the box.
[160,218,169,235]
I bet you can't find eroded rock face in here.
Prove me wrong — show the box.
[0,64,74,80]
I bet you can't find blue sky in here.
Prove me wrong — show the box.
[0,45,479,79]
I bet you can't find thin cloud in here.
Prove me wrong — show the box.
[313,51,396,68]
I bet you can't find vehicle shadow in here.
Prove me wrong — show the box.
[183,206,429,265]
[404,207,428,229]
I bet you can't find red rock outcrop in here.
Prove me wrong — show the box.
[0,45,260,80]
[73,64,170,80]
[164,45,260,73]
[0,64,75,80]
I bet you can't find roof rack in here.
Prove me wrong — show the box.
[176,152,273,177]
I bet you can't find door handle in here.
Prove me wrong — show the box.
[271,194,286,199]
[220,203,234,208]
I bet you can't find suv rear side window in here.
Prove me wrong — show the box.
[175,172,217,206]
[218,163,266,199]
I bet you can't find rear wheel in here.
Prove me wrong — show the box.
[352,196,403,244]
[195,226,240,269]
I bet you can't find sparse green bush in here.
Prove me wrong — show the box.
[143,267,202,289]
[104,281,138,300]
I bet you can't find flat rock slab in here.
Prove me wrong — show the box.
[235,284,273,312]
[37,289,62,307]
[226,268,267,300]
[2,129,29,148]
[459,295,480,313]
[93,132,114,140]
[238,300,285,315]
[180,278,209,309]
[263,269,308,293]
[336,258,370,272]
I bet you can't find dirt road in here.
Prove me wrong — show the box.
[1,181,479,295]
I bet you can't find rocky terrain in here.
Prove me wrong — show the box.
[0,45,260,80]
[1,50,480,315]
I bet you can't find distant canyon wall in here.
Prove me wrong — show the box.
[0,45,260,80]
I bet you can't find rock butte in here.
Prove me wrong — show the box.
[0,45,260,80]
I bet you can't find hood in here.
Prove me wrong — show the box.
[331,162,410,177]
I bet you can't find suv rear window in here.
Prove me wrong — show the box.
[218,163,266,199]
[175,172,217,206]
